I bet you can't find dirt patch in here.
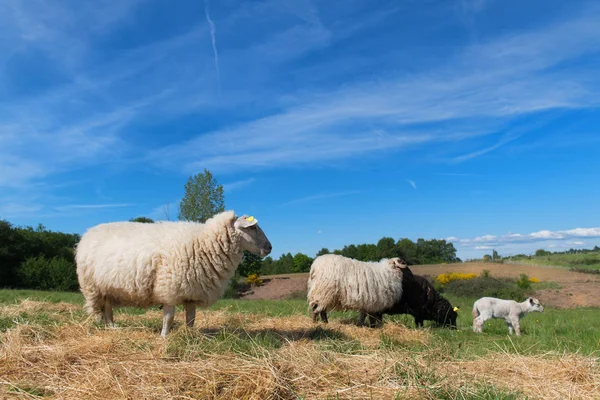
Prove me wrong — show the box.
[256,263,600,308]
[242,277,307,300]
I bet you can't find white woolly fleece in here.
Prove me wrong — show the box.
[76,211,243,314]
[307,254,404,314]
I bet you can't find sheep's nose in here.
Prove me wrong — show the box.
[266,243,273,252]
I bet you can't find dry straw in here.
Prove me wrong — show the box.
[1,300,598,399]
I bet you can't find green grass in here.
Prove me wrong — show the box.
[2,289,598,357]
[511,252,600,273]
[0,289,83,304]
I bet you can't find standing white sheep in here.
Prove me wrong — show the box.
[307,254,405,326]
[472,296,544,336]
[76,211,272,336]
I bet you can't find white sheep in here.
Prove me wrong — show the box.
[472,296,544,336]
[307,254,405,326]
[76,211,272,336]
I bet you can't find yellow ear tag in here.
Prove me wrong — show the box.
[246,216,255,222]
[453,307,459,312]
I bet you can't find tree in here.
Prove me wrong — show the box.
[396,238,418,265]
[376,237,397,260]
[492,250,499,261]
[535,249,550,257]
[316,248,330,257]
[291,253,313,273]
[238,251,263,277]
[179,169,225,222]
[129,217,154,223]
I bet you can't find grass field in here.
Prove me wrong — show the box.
[1,289,599,399]
[509,252,600,273]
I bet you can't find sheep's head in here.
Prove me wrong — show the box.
[440,305,458,329]
[234,215,272,258]
[527,297,544,313]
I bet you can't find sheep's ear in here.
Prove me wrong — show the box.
[529,298,534,305]
[235,215,258,229]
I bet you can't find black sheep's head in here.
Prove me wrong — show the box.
[437,304,459,329]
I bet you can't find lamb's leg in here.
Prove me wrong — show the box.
[161,305,175,337]
[103,298,114,327]
[312,312,319,323]
[506,320,514,335]
[320,311,328,323]
[185,303,196,328]
[473,316,484,333]
[513,319,521,336]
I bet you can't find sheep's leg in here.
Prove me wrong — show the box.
[161,305,175,337]
[312,312,319,323]
[369,313,383,328]
[358,311,367,326]
[320,311,328,323]
[415,317,424,328]
[185,303,196,328]
[473,316,484,333]
[103,298,114,327]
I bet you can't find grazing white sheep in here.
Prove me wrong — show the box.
[76,211,272,337]
[472,297,544,336]
[307,254,405,325]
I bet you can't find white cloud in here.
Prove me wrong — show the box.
[451,226,600,248]
[407,179,417,189]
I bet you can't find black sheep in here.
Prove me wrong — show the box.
[393,265,458,328]
[362,265,458,328]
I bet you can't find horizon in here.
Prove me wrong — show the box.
[1,0,599,260]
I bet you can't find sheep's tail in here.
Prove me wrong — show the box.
[472,302,480,319]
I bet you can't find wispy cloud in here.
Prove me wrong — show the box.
[438,173,480,177]
[223,178,255,193]
[407,179,417,189]
[154,5,600,174]
[282,191,360,206]
[57,203,134,210]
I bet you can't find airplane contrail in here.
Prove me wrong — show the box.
[204,0,221,94]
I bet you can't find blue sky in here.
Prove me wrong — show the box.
[1,0,599,260]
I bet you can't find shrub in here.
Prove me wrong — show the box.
[443,276,528,301]
[18,256,78,291]
[480,269,491,278]
[246,273,263,287]
[516,273,532,290]
[528,277,539,283]
[435,272,477,285]
[223,276,241,299]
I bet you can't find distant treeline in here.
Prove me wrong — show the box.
[0,218,459,290]
[0,220,80,291]
[260,237,460,276]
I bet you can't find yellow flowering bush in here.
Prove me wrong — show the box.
[436,272,477,285]
[246,274,263,287]
[528,277,539,283]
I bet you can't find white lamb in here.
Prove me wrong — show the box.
[472,297,544,336]
[76,211,272,336]
[307,254,405,326]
